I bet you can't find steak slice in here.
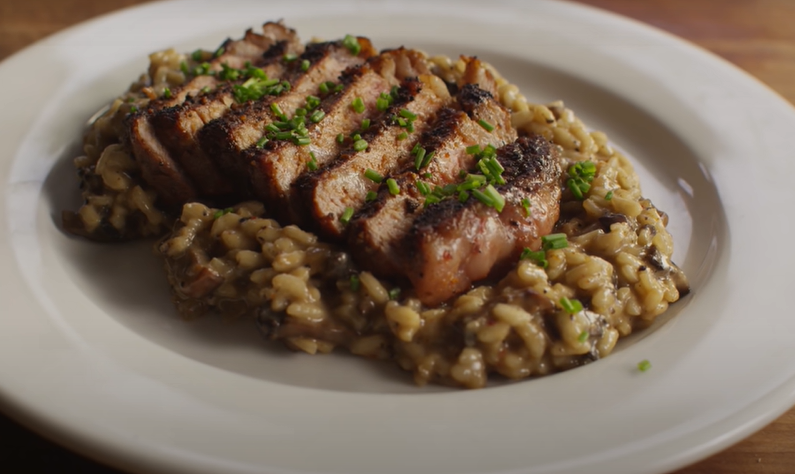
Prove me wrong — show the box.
[400,135,562,306]
[295,75,452,240]
[125,22,297,207]
[349,83,516,275]
[198,39,376,190]
[151,35,302,198]
[240,48,433,223]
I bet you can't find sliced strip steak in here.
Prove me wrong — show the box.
[124,22,297,207]
[151,33,302,197]
[295,75,452,240]
[198,38,376,190]
[240,48,433,223]
[349,83,516,275]
[400,135,562,306]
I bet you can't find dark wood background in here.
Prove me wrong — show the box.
[1,0,793,473]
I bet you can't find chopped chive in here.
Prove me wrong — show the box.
[458,190,470,203]
[305,95,321,110]
[191,49,203,61]
[411,143,421,155]
[255,136,269,148]
[353,139,368,151]
[295,108,307,117]
[342,34,361,56]
[466,144,481,155]
[213,207,234,219]
[300,59,310,72]
[521,198,532,216]
[163,88,172,99]
[568,178,584,199]
[414,147,426,170]
[129,106,138,113]
[274,131,292,140]
[319,82,330,95]
[361,118,371,130]
[397,132,408,140]
[336,133,345,144]
[351,97,365,113]
[310,110,325,123]
[416,180,431,196]
[295,137,311,146]
[605,190,614,201]
[422,172,432,179]
[265,123,280,133]
[352,133,362,141]
[399,109,417,121]
[560,297,583,314]
[386,178,400,195]
[349,274,360,291]
[376,95,391,112]
[519,248,548,268]
[201,86,211,94]
[388,287,401,300]
[541,233,568,251]
[365,191,378,202]
[270,103,285,119]
[638,360,652,372]
[420,151,435,169]
[483,184,505,212]
[578,330,589,343]
[340,207,355,224]
[477,119,495,132]
[424,194,442,207]
[283,53,298,62]
[180,61,189,75]
[471,188,495,207]
[364,169,383,184]
[214,46,225,57]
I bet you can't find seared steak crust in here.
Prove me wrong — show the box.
[401,135,562,305]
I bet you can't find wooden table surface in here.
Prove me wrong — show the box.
[1,0,794,473]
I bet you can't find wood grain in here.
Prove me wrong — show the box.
[1,1,793,473]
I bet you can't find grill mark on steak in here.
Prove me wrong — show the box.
[198,39,376,191]
[349,84,516,276]
[151,36,302,198]
[123,22,297,207]
[400,135,562,306]
[295,75,452,239]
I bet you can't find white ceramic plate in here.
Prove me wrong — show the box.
[2,1,794,473]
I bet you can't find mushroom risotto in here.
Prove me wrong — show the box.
[63,22,689,388]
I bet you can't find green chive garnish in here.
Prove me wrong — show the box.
[255,136,269,148]
[361,118,370,130]
[478,119,495,132]
[213,207,234,219]
[560,297,583,314]
[336,133,345,144]
[416,181,431,196]
[349,274,360,291]
[387,178,400,195]
[163,88,172,99]
[343,34,361,56]
[310,110,325,123]
[388,287,401,300]
[521,198,532,216]
[605,190,613,201]
[519,248,548,268]
[300,59,310,72]
[307,152,318,171]
[399,109,417,121]
[637,360,652,372]
[351,97,365,113]
[365,191,378,202]
[578,330,589,343]
[340,207,355,224]
[466,144,481,155]
[541,233,568,251]
[353,139,368,151]
[283,53,298,62]
[364,169,383,183]
[397,132,408,140]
